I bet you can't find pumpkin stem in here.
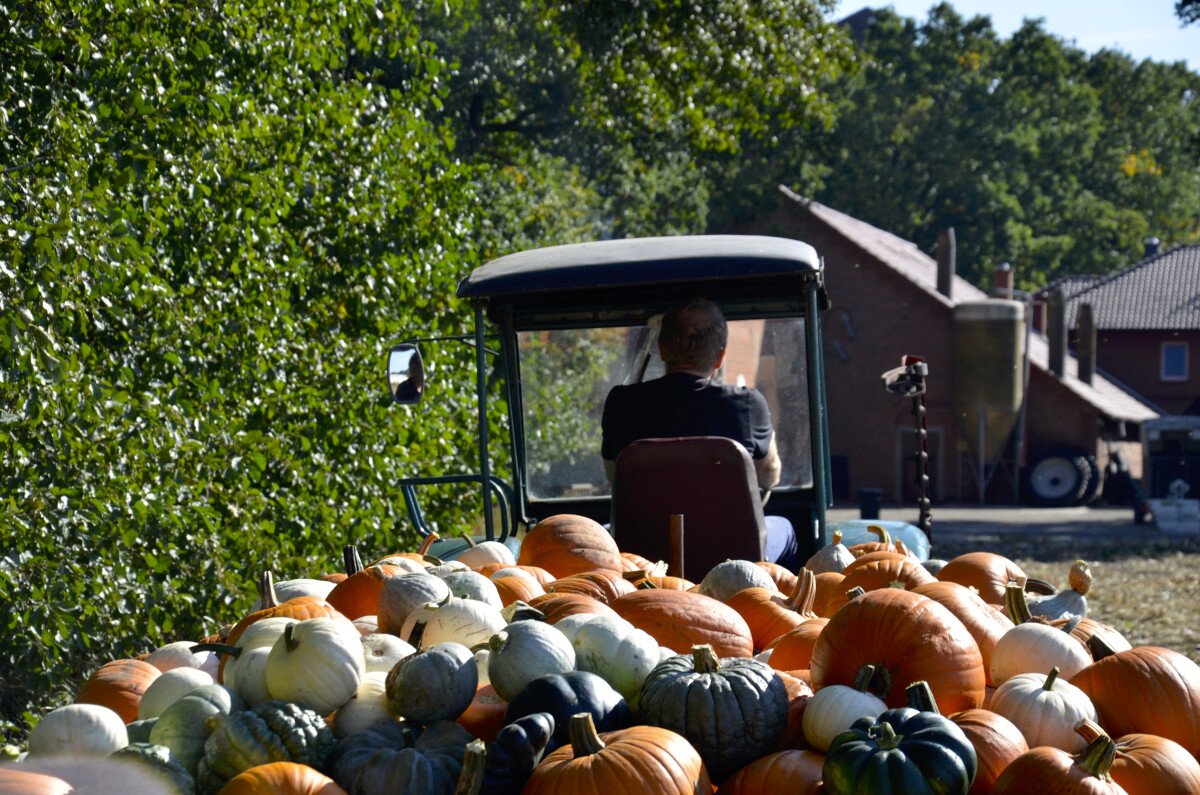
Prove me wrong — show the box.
[855,663,890,697]
[1072,720,1118,781]
[567,712,606,757]
[455,738,486,795]
[1004,580,1033,624]
[417,532,440,557]
[846,586,867,601]
[636,579,660,589]
[623,569,651,581]
[190,642,243,659]
[283,622,299,653]
[1061,614,1083,636]
[1087,633,1118,661]
[1074,718,1106,746]
[786,568,817,615]
[258,571,280,610]
[895,539,910,557]
[905,680,940,714]
[488,631,510,653]
[869,721,901,750]
[691,644,722,674]
[1043,666,1061,691]
[832,530,844,546]
[408,619,427,649]
[867,525,892,545]
[1068,561,1093,596]
[423,554,444,566]
[500,601,545,623]
[343,545,364,576]
[460,531,478,549]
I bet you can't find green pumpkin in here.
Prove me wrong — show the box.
[823,706,977,795]
[482,712,554,795]
[194,700,335,795]
[637,643,788,782]
[328,717,473,795]
[148,683,242,776]
[126,718,158,744]
[110,742,196,794]
[503,670,631,754]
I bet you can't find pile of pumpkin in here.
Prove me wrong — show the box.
[5,515,1200,794]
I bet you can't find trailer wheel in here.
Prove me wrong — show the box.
[1026,450,1091,507]
[1078,455,1102,505]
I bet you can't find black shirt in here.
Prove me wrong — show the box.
[600,372,774,462]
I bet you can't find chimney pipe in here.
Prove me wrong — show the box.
[1048,289,1067,378]
[994,262,1013,298]
[1077,303,1096,385]
[1144,236,1161,258]
[936,227,956,299]
[1032,299,1047,334]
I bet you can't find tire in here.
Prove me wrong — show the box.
[1078,455,1102,505]
[1026,450,1090,507]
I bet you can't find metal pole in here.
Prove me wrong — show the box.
[474,302,494,539]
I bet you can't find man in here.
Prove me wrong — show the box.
[600,297,798,568]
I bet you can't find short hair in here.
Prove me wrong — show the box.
[659,298,727,371]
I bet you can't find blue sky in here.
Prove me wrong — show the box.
[834,1,1195,69]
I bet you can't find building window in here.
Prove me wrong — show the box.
[1161,342,1189,382]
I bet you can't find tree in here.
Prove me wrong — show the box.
[1178,0,1200,25]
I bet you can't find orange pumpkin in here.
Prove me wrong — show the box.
[75,658,161,724]
[991,719,1126,794]
[726,568,819,651]
[948,708,1029,795]
[492,575,546,606]
[936,551,1027,606]
[217,762,346,794]
[773,672,815,753]
[517,514,625,578]
[610,589,754,658]
[840,549,910,575]
[838,556,935,593]
[912,580,1014,686]
[811,571,848,617]
[755,561,799,595]
[457,684,509,743]
[545,570,636,604]
[716,749,824,794]
[766,618,828,672]
[628,574,695,591]
[528,592,619,624]
[326,558,409,620]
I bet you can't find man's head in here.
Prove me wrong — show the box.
[658,298,727,373]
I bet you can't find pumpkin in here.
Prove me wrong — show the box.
[1069,645,1200,758]
[491,565,557,587]
[457,684,509,743]
[991,719,1127,795]
[990,667,1098,752]
[803,529,855,575]
[28,704,128,757]
[360,633,414,674]
[839,548,911,576]
[1068,720,1200,795]
[111,741,197,793]
[767,617,828,671]
[330,673,395,739]
[216,761,345,794]
[504,671,632,754]
[528,592,619,624]
[523,712,711,795]
[637,644,788,781]
[440,570,503,608]
[371,531,441,567]
[248,578,338,611]
[569,614,661,705]
[207,617,296,707]
[479,712,555,794]
[197,701,335,795]
[144,640,219,677]
[912,579,1014,686]
[775,670,815,752]
[517,514,625,577]
[487,622,577,701]
[76,658,161,724]
[754,561,798,593]
[400,594,506,649]
[326,546,410,620]
[937,552,1027,605]
[327,718,472,795]
[266,617,365,716]
[949,708,1029,795]
[727,568,819,652]
[717,749,824,795]
[376,571,451,636]
[610,588,755,658]
[545,569,636,604]
[0,758,178,792]
[456,535,517,570]
[801,665,888,752]
[697,559,779,603]
[811,571,848,617]
[628,573,695,590]
[385,642,477,723]
[991,584,1092,685]
[845,525,915,558]
[838,555,936,593]
[149,683,243,775]
[492,574,547,606]
[810,588,986,714]
[1053,617,1133,657]
[136,667,214,720]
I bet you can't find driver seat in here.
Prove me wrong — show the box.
[610,436,766,582]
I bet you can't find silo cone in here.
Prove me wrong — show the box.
[954,301,1026,471]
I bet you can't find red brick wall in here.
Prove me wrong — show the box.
[1093,329,1200,414]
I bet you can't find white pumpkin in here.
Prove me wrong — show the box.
[224,646,275,707]
[248,577,336,610]
[377,572,452,636]
[487,567,541,586]
[29,704,128,757]
[369,555,428,574]
[425,560,471,578]
[487,622,577,701]
[571,615,660,705]
[1026,561,1092,621]
[332,672,397,738]
[221,616,296,687]
[136,667,214,720]
[989,667,1097,751]
[697,559,778,602]
[548,613,602,645]
[990,621,1092,685]
[802,683,887,752]
[441,570,503,609]
[457,539,516,570]
[353,615,379,635]
[400,595,506,650]
[803,530,855,574]
[361,633,415,674]
[143,640,214,675]
[266,616,366,715]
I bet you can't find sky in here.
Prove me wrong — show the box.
[833,1,1196,69]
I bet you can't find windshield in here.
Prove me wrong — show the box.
[518,318,813,500]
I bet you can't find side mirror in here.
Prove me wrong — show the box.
[387,343,425,404]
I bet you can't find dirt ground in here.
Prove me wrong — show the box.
[933,533,1200,664]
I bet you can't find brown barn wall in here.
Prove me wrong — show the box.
[1092,329,1200,415]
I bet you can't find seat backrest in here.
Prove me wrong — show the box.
[611,436,766,582]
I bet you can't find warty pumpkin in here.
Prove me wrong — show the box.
[327,718,473,795]
[196,701,336,795]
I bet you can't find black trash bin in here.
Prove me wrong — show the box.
[858,488,883,520]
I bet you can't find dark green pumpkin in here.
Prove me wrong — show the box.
[823,706,977,795]
[110,742,196,794]
[503,670,631,753]
[637,643,788,782]
[328,717,473,795]
[482,712,555,795]
[126,718,158,744]
[194,700,335,795]
[148,683,243,776]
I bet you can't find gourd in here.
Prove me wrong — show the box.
[196,700,335,795]
[801,665,888,753]
[1026,560,1092,620]
[110,742,196,794]
[28,704,129,757]
[385,642,478,723]
[697,559,778,602]
[637,644,788,781]
[479,712,555,795]
[331,673,395,739]
[360,633,414,674]
[990,583,1091,685]
[504,670,632,753]
[76,658,162,724]
[266,616,365,716]
[803,529,855,574]
[327,718,473,795]
[487,622,576,701]
[400,595,506,649]
[523,712,711,795]
[376,571,451,636]
[989,667,1098,752]
[440,570,503,608]
[149,683,243,775]
[516,514,626,577]
[569,614,660,705]
[136,667,214,720]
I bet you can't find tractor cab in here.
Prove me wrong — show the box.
[387,235,833,563]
